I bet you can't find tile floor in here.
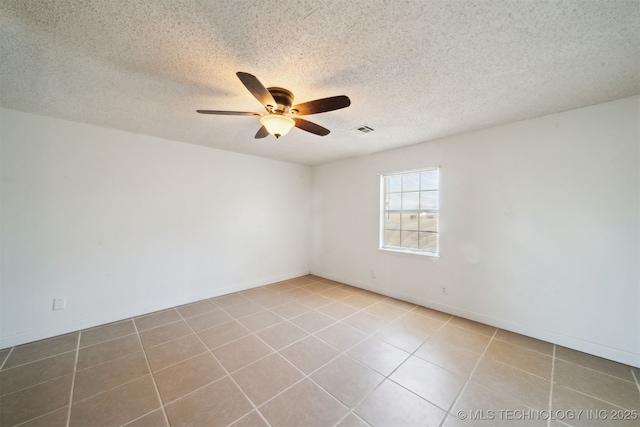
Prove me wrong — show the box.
[1,275,638,427]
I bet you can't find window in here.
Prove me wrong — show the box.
[380,168,439,256]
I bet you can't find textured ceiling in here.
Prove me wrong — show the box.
[1,0,638,165]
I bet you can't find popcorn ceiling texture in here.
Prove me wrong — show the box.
[1,0,638,165]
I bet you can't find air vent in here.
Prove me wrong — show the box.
[352,125,375,135]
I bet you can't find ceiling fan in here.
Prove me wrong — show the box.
[197,72,351,139]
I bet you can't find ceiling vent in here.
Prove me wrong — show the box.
[352,125,375,135]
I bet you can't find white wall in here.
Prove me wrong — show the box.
[311,96,640,367]
[0,108,311,348]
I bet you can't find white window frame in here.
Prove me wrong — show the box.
[379,167,440,257]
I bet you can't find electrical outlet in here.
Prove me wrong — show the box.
[441,286,448,296]
[53,297,66,310]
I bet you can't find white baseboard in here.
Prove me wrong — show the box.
[0,270,308,350]
[311,270,640,368]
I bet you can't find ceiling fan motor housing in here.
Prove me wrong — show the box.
[267,87,295,114]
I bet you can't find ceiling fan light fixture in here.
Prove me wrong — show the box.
[260,114,295,138]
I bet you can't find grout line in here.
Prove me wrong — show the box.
[0,347,14,371]
[131,319,171,427]
[553,356,638,384]
[439,327,498,427]
[548,344,556,427]
[632,368,640,393]
[77,331,138,351]
[174,309,274,427]
[65,331,81,427]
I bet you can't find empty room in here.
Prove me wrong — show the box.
[0,1,638,426]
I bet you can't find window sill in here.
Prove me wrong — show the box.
[378,247,440,258]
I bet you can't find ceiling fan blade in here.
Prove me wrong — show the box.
[294,118,330,136]
[236,72,277,108]
[197,110,260,116]
[254,126,269,139]
[292,95,351,116]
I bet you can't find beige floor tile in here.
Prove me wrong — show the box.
[259,378,348,427]
[269,301,312,319]
[317,301,359,320]
[382,297,417,311]
[184,309,233,332]
[341,294,379,310]
[311,355,384,408]
[145,334,208,371]
[374,324,430,353]
[347,337,410,376]
[393,311,445,336]
[0,351,76,396]
[494,329,554,355]
[471,358,551,410]
[69,375,160,427]
[355,379,447,427]
[241,286,278,301]
[342,311,387,334]
[236,310,284,332]
[415,338,481,377]
[175,300,217,319]
[279,335,340,374]
[336,412,370,427]
[254,293,289,308]
[154,352,226,403]
[297,293,334,309]
[484,339,552,379]
[80,319,136,348]
[453,382,545,427]
[554,359,639,410]
[280,287,314,301]
[286,276,315,286]
[319,287,354,301]
[552,384,640,427]
[73,351,149,402]
[256,321,308,350]
[303,281,337,293]
[210,292,251,308]
[358,290,388,301]
[134,309,181,332]
[0,375,73,426]
[289,310,336,333]
[232,353,304,405]
[315,322,368,352]
[555,346,636,381]
[364,301,410,321]
[449,317,497,336]
[229,410,269,427]
[76,333,142,370]
[264,280,297,293]
[18,405,69,427]
[411,305,453,322]
[212,335,273,372]
[3,333,78,369]
[432,324,491,353]
[138,320,192,349]
[223,301,263,318]
[122,409,169,427]
[333,284,362,294]
[390,355,466,410]
[197,320,251,349]
[164,376,253,427]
